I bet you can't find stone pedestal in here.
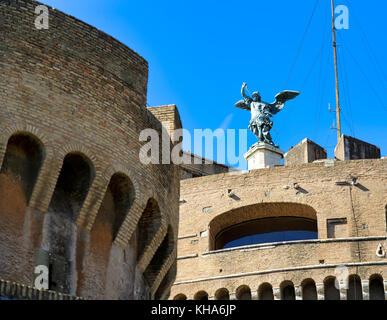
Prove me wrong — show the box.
[244,142,284,170]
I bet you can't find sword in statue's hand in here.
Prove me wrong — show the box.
[243,82,251,95]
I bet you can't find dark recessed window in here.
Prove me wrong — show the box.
[215,216,318,250]
[223,230,317,249]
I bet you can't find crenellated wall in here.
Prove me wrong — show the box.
[0,0,179,300]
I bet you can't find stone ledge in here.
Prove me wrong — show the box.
[0,279,83,300]
[178,234,197,240]
[202,236,387,256]
[177,254,198,260]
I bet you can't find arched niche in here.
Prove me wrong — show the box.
[209,202,318,250]
[0,132,45,203]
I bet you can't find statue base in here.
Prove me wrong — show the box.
[244,142,284,170]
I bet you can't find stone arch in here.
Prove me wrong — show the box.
[323,276,340,300]
[280,281,296,300]
[112,190,160,250]
[151,246,176,297]
[144,225,175,289]
[0,122,54,164]
[369,274,384,300]
[208,202,318,250]
[236,285,252,300]
[173,293,187,300]
[93,172,136,242]
[301,278,317,300]
[37,143,98,216]
[101,164,140,197]
[77,172,136,297]
[194,290,209,301]
[347,274,363,300]
[258,282,274,300]
[0,131,46,284]
[49,152,95,222]
[214,288,230,300]
[135,198,164,264]
[153,262,177,300]
[0,132,45,203]
[99,164,143,248]
[55,143,98,168]
[44,152,95,294]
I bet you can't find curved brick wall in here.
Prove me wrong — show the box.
[0,0,178,299]
[171,159,387,300]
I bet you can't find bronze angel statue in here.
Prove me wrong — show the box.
[235,82,299,147]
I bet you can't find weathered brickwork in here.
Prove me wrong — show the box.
[171,159,387,300]
[0,0,179,299]
[0,279,82,300]
[335,134,381,161]
[180,152,236,179]
[1,0,385,302]
[284,138,327,166]
[147,105,182,143]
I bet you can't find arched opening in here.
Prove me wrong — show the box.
[143,225,174,288]
[324,276,340,300]
[215,288,230,300]
[258,283,274,300]
[347,275,363,300]
[136,198,162,262]
[154,263,177,300]
[173,293,187,300]
[78,173,135,298]
[369,274,384,300]
[0,133,45,203]
[90,173,135,247]
[49,153,95,222]
[194,291,208,301]
[301,278,317,300]
[209,203,318,250]
[46,152,95,294]
[281,281,295,300]
[99,173,135,240]
[0,133,45,283]
[236,285,252,300]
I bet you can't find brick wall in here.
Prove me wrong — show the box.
[171,159,387,299]
[0,0,179,300]
[335,135,381,161]
[285,138,327,166]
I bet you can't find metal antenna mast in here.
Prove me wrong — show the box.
[331,0,342,142]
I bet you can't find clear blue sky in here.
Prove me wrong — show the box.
[42,0,386,169]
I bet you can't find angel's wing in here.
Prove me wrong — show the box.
[234,99,250,111]
[274,90,299,104]
[269,90,299,114]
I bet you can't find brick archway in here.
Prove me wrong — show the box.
[209,202,318,250]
